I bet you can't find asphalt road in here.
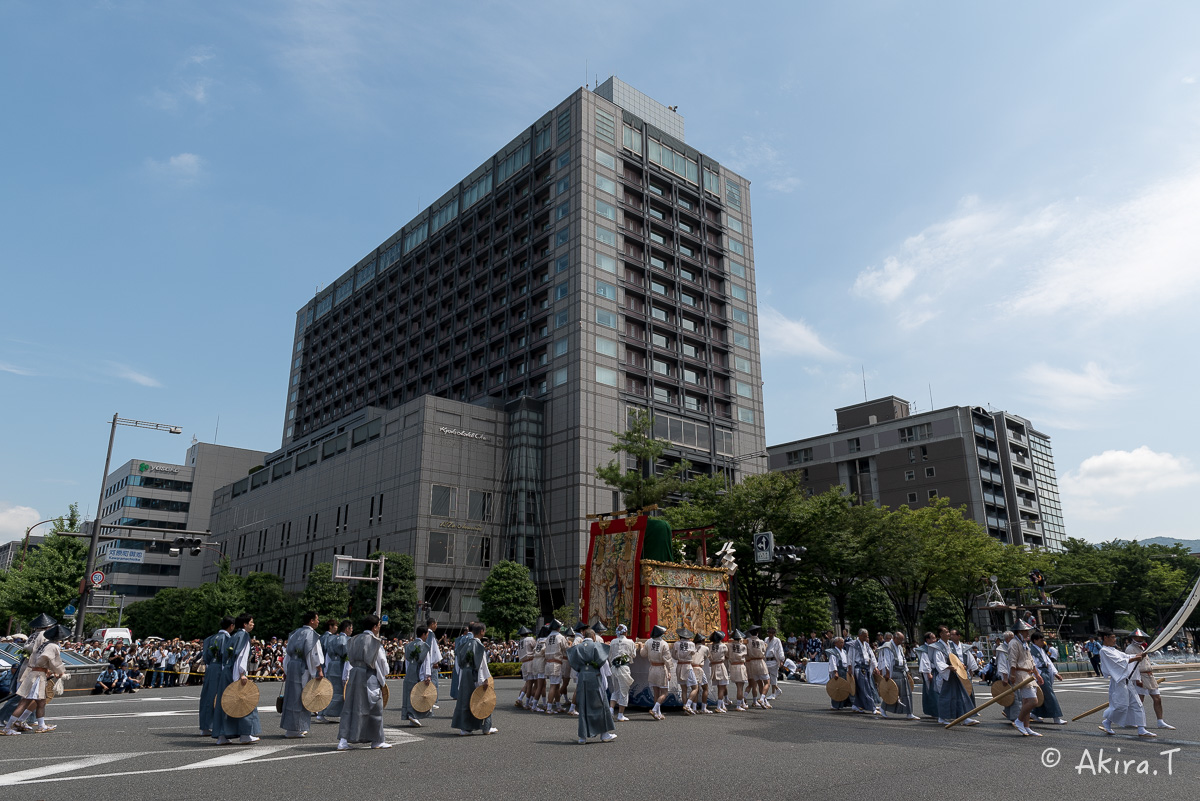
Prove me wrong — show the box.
[4,672,1200,800]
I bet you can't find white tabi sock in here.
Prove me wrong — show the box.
[3,717,14,729]
[568,704,576,714]
[517,692,525,701]
[36,718,45,727]
[18,711,32,722]
[652,702,661,714]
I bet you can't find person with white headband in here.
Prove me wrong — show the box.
[608,624,637,722]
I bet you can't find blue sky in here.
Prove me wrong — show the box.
[2,2,1198,546]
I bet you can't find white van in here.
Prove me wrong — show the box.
[91,627,133,647]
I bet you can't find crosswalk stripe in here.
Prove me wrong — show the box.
[0,753,140,786]
[175,745,292,768]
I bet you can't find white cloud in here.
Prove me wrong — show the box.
[108,362,163,388]
[0,503,41,545]
[0,361,36,376]
[852,256,916,303]
[1020,362,1131,413]
[725,135,801,193]
[758,306,840,360]
[1184,76,1196,85]
[1061,446,1200,521]
[851,166,1200,324]
[146,153,204,182]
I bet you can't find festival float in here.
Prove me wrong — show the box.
[579,509,733,707]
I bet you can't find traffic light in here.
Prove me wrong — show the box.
[773,545,805,563]
[172,536,204,556]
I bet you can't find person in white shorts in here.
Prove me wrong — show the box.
[608,624,637,721]
[1127,628,1174,730]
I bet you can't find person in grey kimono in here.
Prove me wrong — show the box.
[1029,631,1066,724]
[199,617,235,736]
[214,614,261,745]
[449,624,472,700]
[826,637,854,710]
[848,629,881,714]
[451,621,498,735]
[567,627,616,743]
[879,631,918,720]
[317,619,352,723]
[916,632,939,719]
[401,623,438,727]
[336,614,391,750]
[932,625,977,725]
[280,610,325,738]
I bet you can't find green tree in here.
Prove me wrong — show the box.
[478,560,540,640]
[297,562,350,626]
[920,591,965,634]
[242,572,299,638]
[49,502,82,534]
[350,551,418,636]
[863,498,987,641]
[779,578,832,637]
[1045,539,1114,628]
[178,560,246,638]
[596,409,691,510]
[0,533,88,626]
[795,492,876,631]
[846,579,899,636]
[552,601,578,628]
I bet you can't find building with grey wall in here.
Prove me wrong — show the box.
[767,396,1066,550]
[0,535,45,571]
[94,442,267,597]
[211,79,767,619]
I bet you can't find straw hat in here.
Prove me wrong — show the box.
[470,677,497,719]
[877,676,900,705]
[825,675,850,702]
[221,680,260,718]
[990,679,1010,698]
[410,680,437,713]
[1035,685,1044,707]
[382,683,390,709]
[301,677,333,713]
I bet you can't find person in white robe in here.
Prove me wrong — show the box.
[401,622,439,727]
[763,626,786,700]
[280,610,325,738]
[1098,630,1153,737]
[607,624,637,721]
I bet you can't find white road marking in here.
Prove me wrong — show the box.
[52,696,200,706]
[49,710,195,721]
[382,726,422,744]
[176,745,292,768]
[0,754,140,787]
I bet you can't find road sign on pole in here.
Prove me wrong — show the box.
[753,531,774,564]
[90,570,105,586]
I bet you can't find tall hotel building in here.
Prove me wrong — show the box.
[208,79,767,621]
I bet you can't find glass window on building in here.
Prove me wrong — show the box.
[467,490,493,521]
[431,485,458,517]
[428,531,453,564]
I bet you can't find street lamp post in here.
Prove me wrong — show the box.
[75,413,182,642]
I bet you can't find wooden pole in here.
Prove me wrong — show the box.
[944,675,1036,729]
[1071,701,1110,722]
